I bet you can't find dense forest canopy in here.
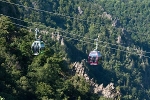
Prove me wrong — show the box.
[0,0,150,99]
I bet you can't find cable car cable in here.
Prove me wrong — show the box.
[1,13,149,55]
[0,0,101,25]
[1,0,149,38]
[4,20,150,58]
[0,0,149,47]
[1,0,149,49]
[1,13,150,58]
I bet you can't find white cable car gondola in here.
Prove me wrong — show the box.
[31,40,45,55]
[31,28,45,55]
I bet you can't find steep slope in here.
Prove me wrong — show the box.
[0,16,100,100]
[1,0,150,99]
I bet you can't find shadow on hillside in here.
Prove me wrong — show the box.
[64,41,88,62]
[86,63,116,86]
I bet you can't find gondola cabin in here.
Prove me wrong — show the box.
[88,50,102,65]
[31,40,45,55]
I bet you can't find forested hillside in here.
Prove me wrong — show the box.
[0,0,150,100]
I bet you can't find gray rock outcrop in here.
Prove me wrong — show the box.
[73,60,121,99]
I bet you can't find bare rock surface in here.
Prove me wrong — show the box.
[73,60,121,99]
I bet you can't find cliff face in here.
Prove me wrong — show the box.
[72,60,121,99]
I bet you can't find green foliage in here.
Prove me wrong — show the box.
[1,0,150,99]
[35,82,53,99]
[0,15,96,100]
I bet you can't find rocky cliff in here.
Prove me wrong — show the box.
[72,60,121,99]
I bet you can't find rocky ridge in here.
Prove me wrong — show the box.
[72,60,121,99]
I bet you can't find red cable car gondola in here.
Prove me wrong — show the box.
[88,50,102,65]
[88,36,102,65]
